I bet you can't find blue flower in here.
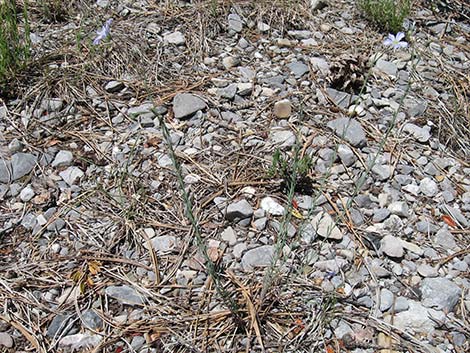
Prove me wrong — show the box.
[383,32,408,50]
[93,19,113,45]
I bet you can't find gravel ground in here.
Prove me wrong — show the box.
[0,0,469,352]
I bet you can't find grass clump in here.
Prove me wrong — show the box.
[0,0,30,89]
[357,0,411,33]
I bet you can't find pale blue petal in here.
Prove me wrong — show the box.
[396,32,405,41]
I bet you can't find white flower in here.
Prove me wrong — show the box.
[93,19,112,45]
[383,32,408,50]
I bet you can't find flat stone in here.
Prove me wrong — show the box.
[0,332,13,348]
[20,185,35,202]
[222,56,240,69]
[415,220,439,234]
[81,309,103,330]
[172,93,207,119]
[314,258,348,273]
[287,30,312,39]
[387,201,409,217]
[419,177,439,197]
[105,285,145,305]
[0,160,12,183]
[394,296,409,312]
[381,235,404,258]
[128,103,154,116]
[233,243,247,258]
[241,245,274,271]
[227,13,243,33]
[373,208,390,222]
[270,129,296,147]
[59,167,84,186]
[372,165,391,181]
[218,84,237,99]
[273,99,292,118]
[421,277,462,312]
[58,333,102,350]
[164,31,185,45]
[337,144,356,166]
[310,57,330,75]
[310,211,343,240]
[380,288,394,312]
[221,226,237,245]
[417,263,438,277]
[402,123,431,143]
[225,199,253,221]
[375,59,398,77]
[237,82,253,96]
[149,235,178,254]
[47,314,73,337]
[11,153,37,180]
[287,61,309,78]
[260,196,285,216]
[390,300,445,333]
[52,150,73,168]
[327,118,366,147]
[434,228,457,249]
[104,80,124,93]
[257,21,270,32]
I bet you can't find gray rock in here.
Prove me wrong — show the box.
[380,288,394,311]
[237,82,253,96]
[42,98,63,112]
[373,208,390,222]
[172,93,207,119]
[59,167,84,186]
[310,57,330,75]
[0,160,12,183]
[310,211,343,240]
[241,245,274,271]
[228,14,243,33]
[380,235,404,258]
[415,220,439,234]
[337,144,356,166]
[417,263,438,277]
[419,177,439,197]
[375,59,398,76]
[81,309,103,330]
[20,185,35,202]
[218,84,237,99]
[327,118,366,147]
[434,228,457,249]
[58,333,102,350]
[287,30,312,39]
[164,31,185,45]
[104,80,124,93]
[421,277,461,312]
[225,199,253,221]
[324,88,355,108]
[271,220,296,238]
[314,258,348,273]
[372,165,391,181]
[128,103,154,116]
[52,150,73,168]
[253,217,267,231]
[387,201,409,217]
[0,332,13,348]
[260,196,285,216]
[221,226,237,245]
[402,123,431,143]
[131,335,146,349]
[287,61,309,78]
[394,296,409,312]
[11,153,37,180]
[391,300,445,333]
[233,243,247,258]
[47,314,73,338]
[270,129,296,147]
[222,56,240,69]
[149,235,178,253]
[105,285,145,305]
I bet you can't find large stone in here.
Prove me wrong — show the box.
[389,300,446,333]
[273,99,292,118]
[59,167,84,186]
[380,235,404,258]
[327,118,366,147]
[172,93,207,119]
[287,61,309,78]
[11,153,37,180]
[228,13,243,33]
[164,31,185,45]
[421,278,462,312]
[402,123,431,143]
[260,196,285,216]
[225,199,253,221]
[58,333,102,350]
[105,285,145,305]
[52,150,73,168]
[310,211,343,240]
[375,59,398,77]
[241,245,274,271]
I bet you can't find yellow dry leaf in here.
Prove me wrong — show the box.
[435,175,445,182]
[88,261,102,275]
[86,276,94,287]
[71,269,83,283]
[291,208,304,219]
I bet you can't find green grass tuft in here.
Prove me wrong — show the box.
[357,0,411,33]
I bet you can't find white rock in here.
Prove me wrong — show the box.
[58,333,102,350]
[59,167,84,186]
[52,150,73,168]
[164,31,185,45]
[260,196,285,216]
[20,185,35,202]
[419,177,439,197]
[381,235,404,258]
